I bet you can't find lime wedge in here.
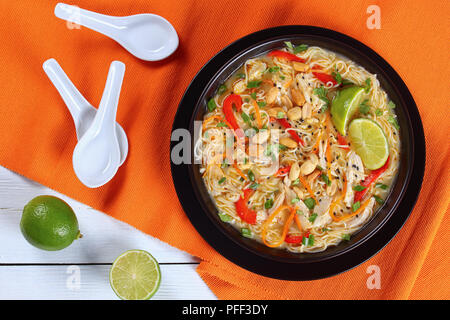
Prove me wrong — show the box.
[331,86,365,135]
[110,250,161,300]
[348,118,389,170]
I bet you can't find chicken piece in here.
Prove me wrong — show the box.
[344,151,366,207]
[247,60,267,81]
[311,196,332,228]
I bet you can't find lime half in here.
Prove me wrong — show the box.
[110,250,161,300]
[348,118,389,170]
[331,86,365,135]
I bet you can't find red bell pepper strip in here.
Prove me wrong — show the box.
[223,94,243,131]
[312,72,338,86]
[223,94,245,140]
[354,156,390,202]
[268,50,305,63]
[336,132,350,149]
[235,188,257,224]
[285,234,302,244]
[277,118,305,146]
[275,165,291,177]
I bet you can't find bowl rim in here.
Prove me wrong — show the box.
[170,25,425,280]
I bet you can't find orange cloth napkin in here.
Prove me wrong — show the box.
[0,0,448,299]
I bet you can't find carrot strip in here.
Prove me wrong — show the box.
[312,132,322,154]
[334,198,372,222]
[202,115,223,131]
[294,214,303,232]
[251,100,262,128]
[262,206,296,248]
[232,163,247,180]
[298,175,318,203]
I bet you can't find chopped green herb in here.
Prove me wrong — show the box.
[321,174,331,186]
[247,170,255,182]
[373,195,385,204]
[244,98,250,103]
[353,185,366,192]
[241,228,252,238]
[388,116,400,130]
[221,159,229,168]
[267,66,280,73]
[257,101,267,107]
[302,234,314,246]
[291,198,300,204]
[359,99,370,115]
[264,144,273,156]
[218,177,226,184]
[308,213,318,223]
[292,178,300,186]
[294,44,308,54]
[296,210,304,216]
[316,165,324,171]
[322,227,330,232]
[375,108,383,116]
[236,72,246,79]
[342,79,354,86]
[284,41,294,51]
[276,111,285,119]
[313,86,330,107]
[364,78,371,93]
[247,80,262,88]
[279,75,286,80]
[388,101,396,109]
[308,234,315,245]
[332,68,342,85]
[352,201,361,212]
[277,143,287,151]
[249,183,260,190]
[264,198,274,209]
[241,112,252,126]
[342,234,351,241]
[250,92,257,100]
[207,98,216,112]
[304,198,316,210]
[219,213,232,222]
[376,183,388,190]
[217,84,227,95]
[216,121,227,128]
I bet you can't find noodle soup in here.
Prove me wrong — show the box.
[196,43,400,253]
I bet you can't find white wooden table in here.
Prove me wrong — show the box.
[0,166,216,300]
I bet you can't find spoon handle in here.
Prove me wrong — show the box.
[93,61,125,133]
[54,3,123,38]
[43,59,91,131]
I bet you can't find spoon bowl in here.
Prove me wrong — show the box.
[54,3,179,61]
[72,61,125,188]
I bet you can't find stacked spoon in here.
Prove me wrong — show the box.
[43,59,128,188]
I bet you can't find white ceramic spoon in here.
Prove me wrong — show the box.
[72,61,125,188]
[54,3,179,61]
[43,58,128,166]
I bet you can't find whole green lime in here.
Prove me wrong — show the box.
[20,195,81,251]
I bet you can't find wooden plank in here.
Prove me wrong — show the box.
[0,166,197,263]
[0,264,217,300]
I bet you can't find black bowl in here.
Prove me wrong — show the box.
[170,26,425,280]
